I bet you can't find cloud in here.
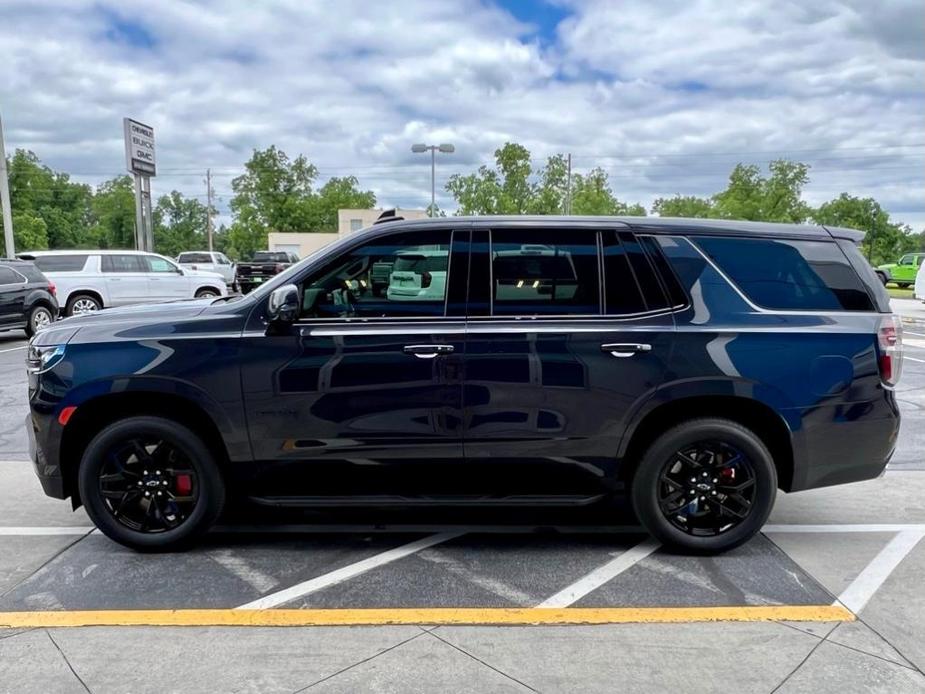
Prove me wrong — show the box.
[0,0,922,228]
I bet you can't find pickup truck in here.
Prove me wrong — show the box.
[236,251,299,293]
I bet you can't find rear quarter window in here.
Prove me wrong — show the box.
[694,236,874,311]
[31,254,89,272]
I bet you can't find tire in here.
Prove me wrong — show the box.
[24,304,54,337]
[66,293,102,317]
[77,416,225,551]
[195,287,220,299]
[631,418,777,554]
[898,283,911,289]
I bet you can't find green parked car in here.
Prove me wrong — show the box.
[878,253,925,288]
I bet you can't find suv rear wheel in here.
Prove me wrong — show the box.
[66,293,102,316]
[631,418,777,553]
[195,287,220,298]
[77,416,225,551]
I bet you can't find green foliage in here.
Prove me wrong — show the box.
[154,190,209,258]
[89,176,136,249]
[228,146,375,259]
[713,160,811,223]
[812,193,918,265]
[6,212,48,253]
[446,143,643,216]
[570,168,645,216]
[651,195,716,218]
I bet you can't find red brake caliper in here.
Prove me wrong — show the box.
[175,474,192,495]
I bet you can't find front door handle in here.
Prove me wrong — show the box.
[601,343,652,358]
[403,344,455,359]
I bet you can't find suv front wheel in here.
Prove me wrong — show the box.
[631,418,777,554]
[77,416,225,551]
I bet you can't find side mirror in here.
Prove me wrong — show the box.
[267,284,300,323]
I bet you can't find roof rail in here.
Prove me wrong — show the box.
[374,209,404,224]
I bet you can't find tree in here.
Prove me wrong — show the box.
[651,195,716,218]
[312,176,376,231]
[446,143,643,216]
[570,167,645,216]
[228,146,376,258]
[1,149,94,252]
[89,176,136,249]
[712,160,811,223]
[154,191,209,258]
[812,193,916,265]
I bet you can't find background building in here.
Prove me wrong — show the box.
[268,208,427,258]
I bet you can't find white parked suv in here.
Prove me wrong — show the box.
[177,251,237,289]
[17,250,227,316]
[386,250,448,301]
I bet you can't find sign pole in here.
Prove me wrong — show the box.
[133,174,145,251]
[123,117,156,252]
[0,113,14,257]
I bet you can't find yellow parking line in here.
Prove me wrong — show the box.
[0,605,853,628]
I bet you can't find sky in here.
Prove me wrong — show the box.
[1,0,923,229]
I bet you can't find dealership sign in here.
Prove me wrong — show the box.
[123,118,156,176]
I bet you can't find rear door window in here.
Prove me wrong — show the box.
[490,229,600,316]
[694,236,875,311]
[30,254,88,272]
[0,267,22,285]
[178,253,211,264]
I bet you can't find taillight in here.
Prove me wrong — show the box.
[877,314,903,386]
[421,271,432,288]
[47,280,56,297]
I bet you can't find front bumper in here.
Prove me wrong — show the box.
[26,412,67,499]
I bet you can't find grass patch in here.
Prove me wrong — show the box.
[887,286,914,299]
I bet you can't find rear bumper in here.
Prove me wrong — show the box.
[787,395,900,492]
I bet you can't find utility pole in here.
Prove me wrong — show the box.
[0,113,14,257]
[205,168,214,251]
[565,153,572,215]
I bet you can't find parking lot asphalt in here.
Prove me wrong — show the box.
[1,325,924,692]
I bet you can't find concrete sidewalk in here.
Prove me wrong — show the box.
[893,297,925,326]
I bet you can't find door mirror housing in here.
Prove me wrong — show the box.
[267,284,300,323]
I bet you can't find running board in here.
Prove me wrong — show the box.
[248,494,605,508]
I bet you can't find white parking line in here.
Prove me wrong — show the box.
[235,531,462,610]
[0,345,26,354]
[0,526,93,535]
[835,529,925,613]
[904,356,925,364]
[764,524,925,533]
[536,539,660,608]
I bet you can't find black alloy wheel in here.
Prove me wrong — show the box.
[656,441,757,536]
[78,416,225,551]
[97,437,199,533]
[631,418,777,553]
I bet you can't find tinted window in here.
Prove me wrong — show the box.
[0,267,22,285]
[491,229,600,316]
[102,255,145,273]
[31,254,88,272]
[619,232,670,311]
[299,230,451,318]
[695,236,875,311]
[602,234,646,314]
[639,235,688,308]
[145,256,177,273]
[178,253,212,263]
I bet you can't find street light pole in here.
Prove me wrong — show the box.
[412,143,455,217]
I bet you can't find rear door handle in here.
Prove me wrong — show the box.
[601,343,652,358]
[403,344,455,359]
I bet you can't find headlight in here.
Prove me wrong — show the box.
[26,344,67,374]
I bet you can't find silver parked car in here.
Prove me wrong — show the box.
[176,251,237,289]
[17,250,227,316]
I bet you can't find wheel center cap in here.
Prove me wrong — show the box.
[695,482,712,492]
[145,479,160,488]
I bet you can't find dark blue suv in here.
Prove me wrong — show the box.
[26,216,901,552]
